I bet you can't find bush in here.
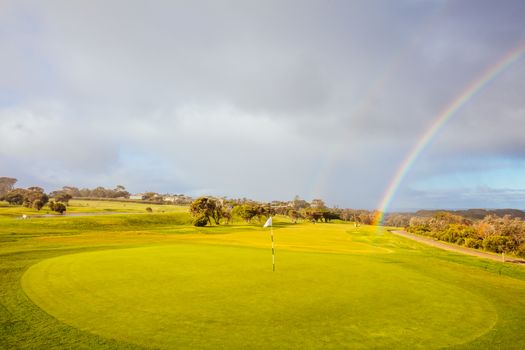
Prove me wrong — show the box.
[54,203,66,214]
[464,237,482,249]
[193,215,209,227]
[440,224,475,244]
[516,244,525,258]
[146,207,153,213]
[482,235,511,253]
[49,201,66,214]
[32,199,44,211]
[455,237,465,245]
[407,225,430,235]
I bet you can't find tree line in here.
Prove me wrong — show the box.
[0,180,67,214]
[406,212,525,258]
[51,185,131,199]
[188,195,378,227]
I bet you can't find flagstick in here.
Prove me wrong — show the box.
[263,209,275,272]
[271,220,275,272]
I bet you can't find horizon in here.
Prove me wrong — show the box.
[4,177,525,214]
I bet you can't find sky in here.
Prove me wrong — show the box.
[1,0,525,210]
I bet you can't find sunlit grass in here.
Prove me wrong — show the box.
[0,199,188,218]
[1,201,525,349]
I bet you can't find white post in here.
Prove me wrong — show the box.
[271,223,275,272]
[264,206,275,272]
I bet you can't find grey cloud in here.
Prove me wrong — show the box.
[1,0,524,208]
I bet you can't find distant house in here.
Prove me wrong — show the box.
[161,194,193,205]
[129,194,144,200]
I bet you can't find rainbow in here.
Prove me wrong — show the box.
[310,5,448,200]
[374,41,525,225]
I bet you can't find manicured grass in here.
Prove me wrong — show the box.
[0,199,188,218]
[65,199,189,214]
[22,243,496,349]
[2,202,525,349]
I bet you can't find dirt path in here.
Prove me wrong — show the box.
[390,230,525,265]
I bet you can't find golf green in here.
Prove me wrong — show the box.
[22,243,497,349]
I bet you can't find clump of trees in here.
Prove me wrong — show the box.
[49,190,73,204]
[407,212,525,258]
[57,185,130,199]
[382,213,412,227]
[189,195,349,226]
[271,197,342,223]
[1,186,49,210]
[231,202,274,223]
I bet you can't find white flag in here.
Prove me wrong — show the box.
[263,216,272,228]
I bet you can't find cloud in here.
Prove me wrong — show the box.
[396,186,525,210]
[0,103,118,169]
[1,0,524,209]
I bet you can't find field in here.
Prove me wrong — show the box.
[2,201,525,349]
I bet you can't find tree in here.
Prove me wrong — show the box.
[0,177,17,197]
[233,204,259,223]
[288,209,301,223]
[32,199,45,211]
[49,201,67,214]
[291,195,310,210]
[322,210,339,222]
[79,188,91,197]
[62,186,81,197]
[113,185,130,198]
[302,208,324,223]
[217,199,234,224]
[50,191,73,204]
[3,189,27,205]
[358,212,374,225]
[91,186,108,198]
[189,197,221,226]
[221,210,232,224]
[255,204,272,222]
[143,192,160,201]
[311,198,327,210]
[24,188,48,209]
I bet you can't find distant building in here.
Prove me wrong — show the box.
[129,194,144,200]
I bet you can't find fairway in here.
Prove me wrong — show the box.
[23,236,496,349]
[3,203,525,349]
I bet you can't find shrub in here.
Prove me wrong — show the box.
[482,235,511,253]
[32,199,44,211]
[516,244,525,258]
[193,215,209,227]
[146,207,153,213]
[464,237,482,249]
[49,201,66,214]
